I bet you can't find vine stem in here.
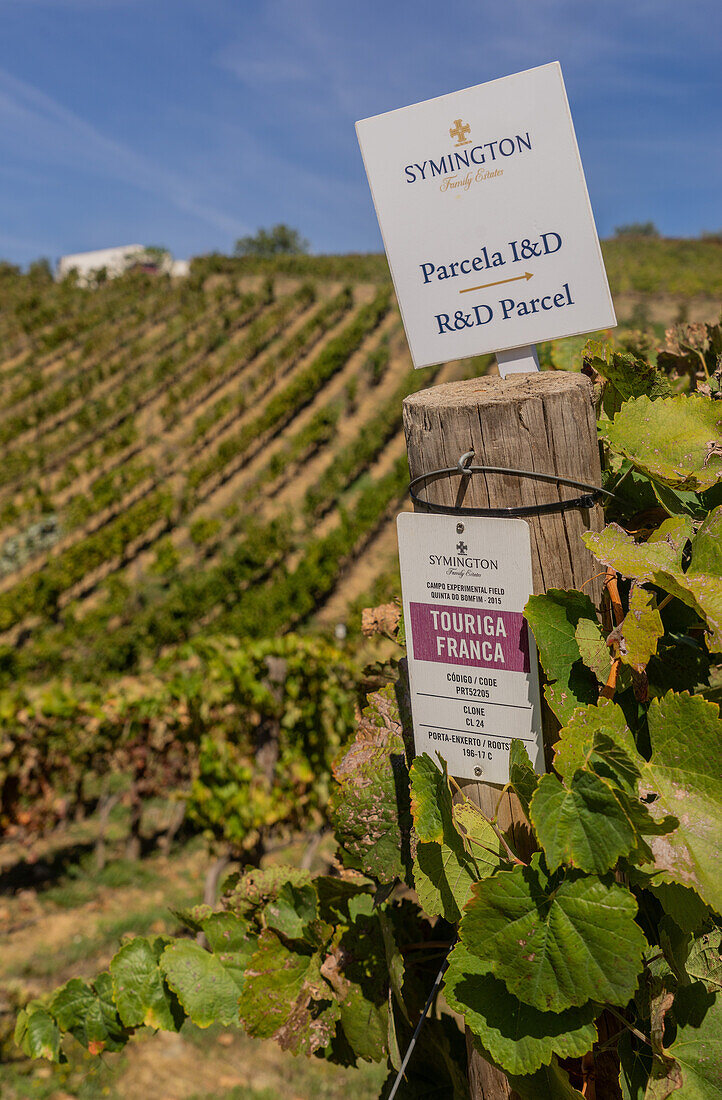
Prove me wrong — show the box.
[603,1005,652,1048]
[605,568,625,626]
[580,570,609,592]
[601,568,625,701]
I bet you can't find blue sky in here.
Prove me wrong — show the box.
[0,0,720,265]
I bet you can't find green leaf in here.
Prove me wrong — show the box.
[647,882,712,935]
[410,755,478,922]
[583,518,692,582]
[160,940,243,1028]
[508,739,539,820]
[619,587,665,671]
[552,700,639,784]
[460,856,646,1011]
[264,881,319,942]
[410,752,445,843]
[444,942,597,1075]
[652,506,722,653]
[451,799,504,873]
[110,936,181,1031]
[638,692,722,912]
[224,866,313,918]
[664,993,722,1098]
[378,911,407,1022]
[330,685,411,883]
[530,770,639,874]
[46,974,127,1054]
[524,590,600,723]
[687,930,722,993]
[506,1056,585,1099]
[237,930,338,1055]
[49,979,96,1032]
[338,983,387,1062]
[600,394,722,491]
[587,347,672,403]
[14,1005,61,1062]
[575,618,613,683]
[201,911,254,957]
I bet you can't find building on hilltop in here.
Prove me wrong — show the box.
[56,245,188,284]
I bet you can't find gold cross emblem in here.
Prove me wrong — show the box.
[449,119,472,147]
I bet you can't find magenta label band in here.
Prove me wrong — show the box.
[409,601,530,672]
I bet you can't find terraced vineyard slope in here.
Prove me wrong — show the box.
[0,258,489,684]
[0,240,719,685]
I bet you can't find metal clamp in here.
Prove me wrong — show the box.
[408,450,613,518]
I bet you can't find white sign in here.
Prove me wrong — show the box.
[397,513,543,784]
[357,62,616,369]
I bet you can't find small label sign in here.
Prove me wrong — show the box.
[357,62,616,368]
[397,512,543,783]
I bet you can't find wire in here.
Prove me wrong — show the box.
[387,950,452,1100]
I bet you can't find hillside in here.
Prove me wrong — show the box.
[0,239,720,685]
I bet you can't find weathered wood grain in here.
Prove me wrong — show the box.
[403,370,604,1100]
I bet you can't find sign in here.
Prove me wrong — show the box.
[357,62,616,369]
[397,512,543,783]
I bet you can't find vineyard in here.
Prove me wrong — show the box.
[1,240,721,1099]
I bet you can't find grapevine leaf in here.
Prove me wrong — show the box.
[575,618,612,683]
[315,875,374,924]
[48,974,127,1054]
[110,936,182,1031]
[338,984,387,1062]
[552,700,639,784]
[460,856,647,1011]
[330,685,411,884]
[529,771,639,874]
[49,979,96,1032]
[658,991,722,1099]
[224,866,313,918]
[451,800,504,873]
[648,516,697,557]
[652,481,704,519]
[524,590,600,723]
[647,882,712,935]
[652,506,722,653]
[160,940,244,1028]
[586,347,672,403]
[505,1056,585,1099]
[689,505,722,576]
[619,587,665,671]
[508,739,539,820]
[378,911,407,1022]
[686,930,722,992]
[410,751,445,843]
[583,519,691,582]
[638,692,722,912]
[238,930,338,1055]
[600,394,722,491]
[410,755,477,922]
[264,881,319,942]
[201,911,255,959]
[444,942,597,1075]
[14,1005,61,1063]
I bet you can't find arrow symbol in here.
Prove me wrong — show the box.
[459,272,534,294]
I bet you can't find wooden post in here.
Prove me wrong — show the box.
[402,371,604,1100]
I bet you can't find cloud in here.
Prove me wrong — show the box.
[0,65,249,239]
